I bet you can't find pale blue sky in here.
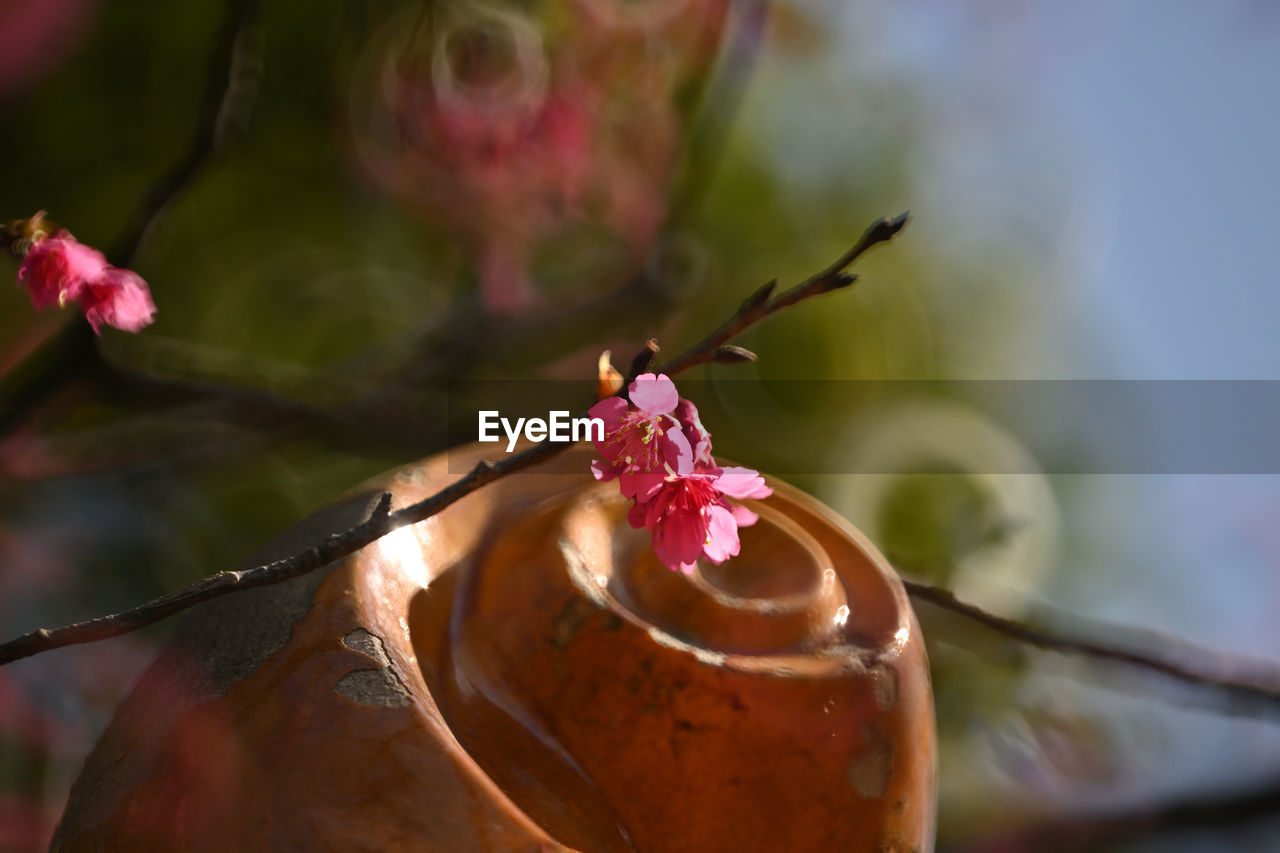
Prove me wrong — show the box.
[1048,0,1280,379]
[840,2,1280,834]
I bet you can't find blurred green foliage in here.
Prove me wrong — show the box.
[0,1,1096,850]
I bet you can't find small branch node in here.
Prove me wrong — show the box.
[738,279,777,315]
[868,210,910,245]
[626,339,660,382]
[370,491,394,521]
[711,345,758,365]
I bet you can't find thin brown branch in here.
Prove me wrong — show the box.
[0,492,393,665]
[0,440,570,665]
[0,215,902,666]
[906,578,1280,718]
[657,212,909,376]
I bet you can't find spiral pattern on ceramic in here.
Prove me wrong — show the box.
[429,449,936,851]
[562,487,881,670]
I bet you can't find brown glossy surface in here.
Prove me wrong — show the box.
[54,445,935,852]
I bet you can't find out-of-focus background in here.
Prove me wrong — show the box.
[3,1,1280,850]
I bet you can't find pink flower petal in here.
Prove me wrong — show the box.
[627,501,649,530]
[675,398,714,467]
[637,491,666,529]
[730,504,758,528]
[587,395,628,430]
[79,268,156,334]
[60,236,109,281]
[661,423,694,474]
[16,232,107,310]
[652,509,706,572]
[619,471,665,502]
[701,503,741,564]
[587,396,629,465]
[713,466,772,500]
[627,372,678,415]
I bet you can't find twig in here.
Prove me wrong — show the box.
[626,338,661,383]
[0,215,904,666]
[0,0,264,437]
[0,493,393,665]
[906,578,1280,718]
[0,442,566,665]
[657,212,909,376]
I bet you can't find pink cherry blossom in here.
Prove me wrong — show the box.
[588,372,691,495]
[78,268,156,334]
[16,230,107,310]
[587,371,773,574]
[12,224,156,335]
[627,466,772,574]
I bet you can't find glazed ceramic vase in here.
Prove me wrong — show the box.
[53,444,936,851]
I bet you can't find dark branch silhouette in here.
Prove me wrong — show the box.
[108,0,263,265]
[0,0,264,437]
[905,578,1280,719]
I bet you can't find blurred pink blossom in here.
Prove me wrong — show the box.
[350,0,729,312]
[78,267,156,333]
[0,0,99,98]
[17,231,107,310]
[14,225,155,334]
